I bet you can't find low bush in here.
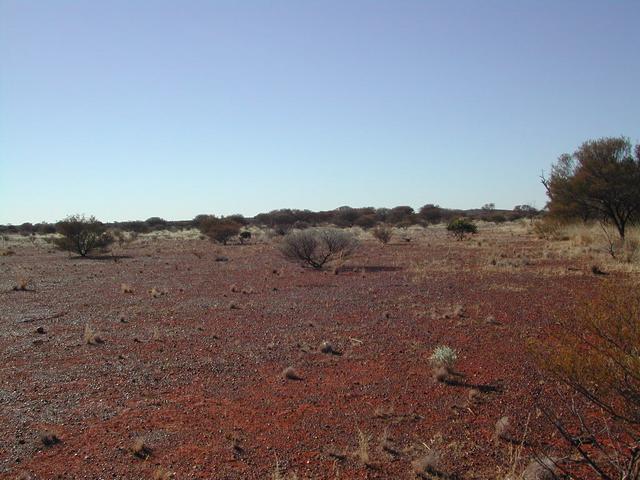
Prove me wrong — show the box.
[535,282,640,478]
[198,216,241,245]
[446,218,478,240]
[281,228,358,269]
[371,224,393,244]
[54,215,113,257]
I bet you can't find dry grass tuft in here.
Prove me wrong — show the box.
[271,460,299,480]
[353,429,373,466]
[412,450,440,477]
[13,277,31,291]
[320,340,340,355]
[149,287,166,298]
[521,456,558,480]
[152,467,173,479]
[378,429,400,457]
[373,405,395,419]
[494,416,512,441]
[131,437,152,459]
[84,324,103,345]
[282,366,302,380]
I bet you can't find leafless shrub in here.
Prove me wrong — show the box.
[534,282,640,478]
[280,228,359,270]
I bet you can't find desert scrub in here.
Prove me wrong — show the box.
[429,345,457,382]
[429,345,457,368]
[447,218,478,240]
[371,224,393,244]
[280,228,358,270]
[54,214,114,257]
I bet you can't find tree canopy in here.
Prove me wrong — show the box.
[542,137,640,238]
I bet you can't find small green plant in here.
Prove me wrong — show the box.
[429,345,457,368]
[447,218,477,240]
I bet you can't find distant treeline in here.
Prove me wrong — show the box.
[1,204,539,236]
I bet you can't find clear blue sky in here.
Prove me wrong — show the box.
[1,0,638,224]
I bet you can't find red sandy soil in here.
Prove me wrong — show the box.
[0,227,610,479]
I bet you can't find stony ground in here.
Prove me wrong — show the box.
[0,225,612,479]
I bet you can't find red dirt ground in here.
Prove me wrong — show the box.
[0,227,610,479]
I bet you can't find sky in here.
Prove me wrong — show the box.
[1,1,639,224]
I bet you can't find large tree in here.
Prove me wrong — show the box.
[542,137,640,238]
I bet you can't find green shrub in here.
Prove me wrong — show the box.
[54,215,113,257]
[446,218,478,240]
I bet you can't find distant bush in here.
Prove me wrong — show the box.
[239,231,251,244]
[354,214,377,230]
[531,218,563,240]
[198,216,241,245]
[54,215,114,257]
[281,228,358,269]
[387,206,416,225]
[145,217,167,230]
[371,224,392,244]
[446,218,478,240]
[487,214,507,223]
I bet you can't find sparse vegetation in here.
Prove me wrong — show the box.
[131,437,152,459]
[40,432,61,447]
[447,218,478,240]
[354,429,372,466]
[282,366,302,380]
[535,281,640,478]
[197,215,242,245]
[280,228,358,269]
[542,137,640,239]
[371,224,393,244]
[54,214,114,257]
[84,323,103,345]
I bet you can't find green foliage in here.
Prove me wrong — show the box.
[429,345,458,368]
[54,214,113,257]
[543,137,640,238]
[446,218,478,240]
